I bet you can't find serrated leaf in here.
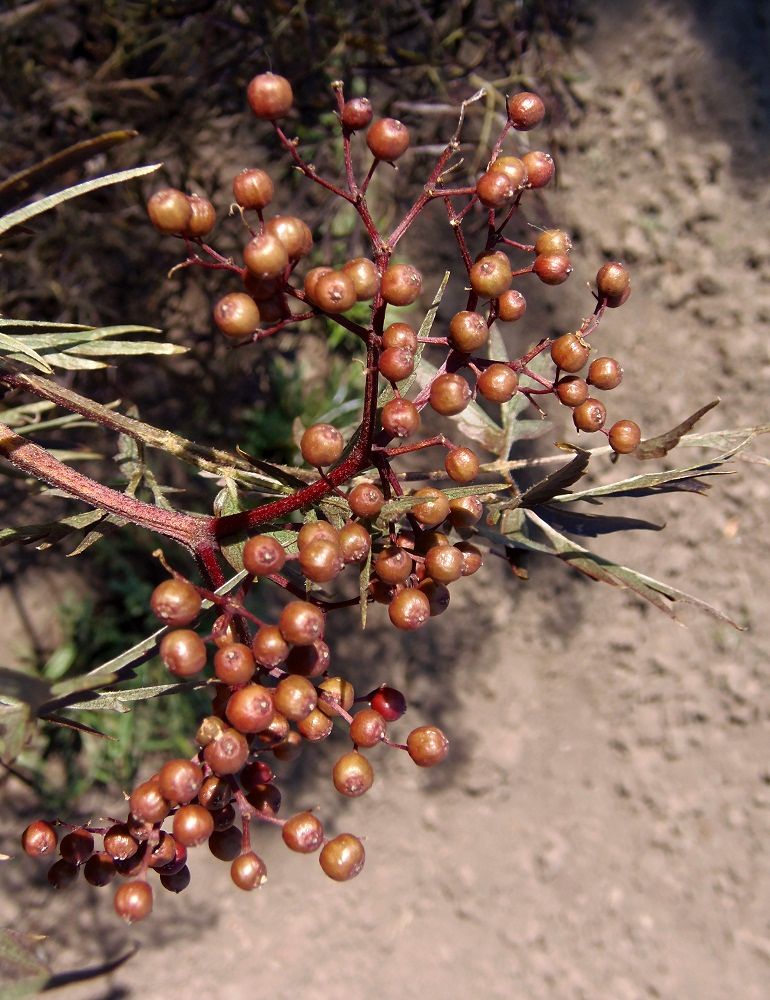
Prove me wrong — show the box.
[0,163,162,237]
[515,509,740,626]
[636,399,720,459]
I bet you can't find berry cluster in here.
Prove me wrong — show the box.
[22,71,641,920]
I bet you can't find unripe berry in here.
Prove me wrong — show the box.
[496,288,527,322]
[477,363,519,403]
[231,851,267,890]
[333,751,374,797]
[572,397,607,433]
[319,834,365,881]
[282,812,324,853]
[449,311,488,353]
[203,728,250,775]
[158,759,203,805]
[389,587,431,630]
[159,629,207,678]
[297,707,334,741]
[489,155,528,188]
[382,322,418,352]
[348,481,385,518]
[299,538,344,583]
[300,423,344,466]
[476,170,515,209]
[338,521,372,563]
[314,270,357,313]
[367,118,410,160]
[456,541,483,576]
[445,447,479,484]
[381,397,420,437]
[225,684,274,734]
[251,625,289,668]
[550,333,590,373]
[608,419,641,454]
[596,261,630,299]
[264,215,313,259]
[379,346,415,382]
[349,708,387,747]
[318,676,355,717]
[273,675,317,722]
[425,544,464,584]
[556,376,589,407]
[129,781,169,826]
[535,229,572,255]
[232,168,273,209]
[243,232,289,278]
[407,725,449,766]
[173,804,214,848]
[587,356,624,390]
[21,820,57,858]
[469,253,512,297]
[150,579,201,627]
[247,72,293,119]
[522,150,555,188]
[381,263,422,306]
[114,880,153,922]
[213,292,260,338]
[146,831,178,869]
[533,252,572,285]
[449,495,484,530]
[197,775,232,811]
[184,194,216,238]
[278,600,325,645]
[341,97,373,130]
[374,544,413,585]
[342,257,379,300]
[410,487,450,528]
[507,91,545,129]
[429,373,472,416]
[146,188,192,234]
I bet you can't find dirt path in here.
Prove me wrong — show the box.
[2,2,769,998]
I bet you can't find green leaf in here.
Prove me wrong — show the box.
[359,544,372,630]
[70,341,185,357]
[0,163,162,237]
[379,481,511,520]
[413,354,505,453]
[0,323,159,349]
[0,333,52,373]
[0,929,49,1000]
[679,424,770,451]
[65,680,208,714]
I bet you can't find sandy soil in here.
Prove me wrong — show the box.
[1,1,769,998]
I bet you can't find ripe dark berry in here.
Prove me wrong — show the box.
[556,376,589,407]
[469,253,512,298]
[208,827,243,862]
[407,725,449,766]
[497,289,527,322]
[157,839,187,876]
[489,155,528,188]
[367,118,410,161]
[587,356,623,390]
[420,578,451,616]
[425,544,464,584]
[300,423,344,467]
[251,625,289,668]
[522,150,555,188]
[159,865,191,893]
[203,727,250,775]
[429,373,472,416]
[533,252,572,285]
[477,363,519,403]
[338,521,372,563]
[159,629,207,678]
[476,170,515,209]
[214,642,256,686]
[572,397,607,433]
[282,812,324,853]
[444,447,479,484]
[333,751,374,797]
[279,600,325,645]
[243,232,289,278]
[184,195,216,238]
[146,189,192,234]
[84,852,117,887]
[318,676,355,718]
[341,97,373,130]
[150,579,201,627]
[342,257,379,300]
[388,587,431,630]
[507,92,545,130]
[410,487,450,528]
[449,311,489,353]
[608,419,641,454]
[596,261,630,299]
[319,834,365,881]
[245,783,282,816]
[173,804,214,848]
[349,708,387,747]
[550,333,590,373]
[114,880,153,923]
[374,544,413,585]
[225,684,274,734]
[231,851,267,890]
[247,72,293,119]
[197,776,232,812]
[273,675,317,721]
[381,397,420,437]
[47,858,78,889]
[21,820,57,858]
[379,346,415,382]
[370,685,407,721]
[314,270,357,313]
[348,481,385,519]
[59,827,94,865]
[232,168,273,209]
[382,322,418,352]
[213,292,260,339]
[158,759,203,805]
[147,832,177,869]
[381,263,422,306]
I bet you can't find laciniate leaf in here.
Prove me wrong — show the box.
[635,399,720,459]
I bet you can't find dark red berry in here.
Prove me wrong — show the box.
[146,189,191,234]
[225,685,274,734]
[341,97,373,130]
[477,363,519,403]
[59,827,94,865]
[381,264,422,306]
[370,685,407,722]
[21,820,57,858]
[232,168,273,209]
[550,333,590,373]
[522,150,555,188]
[507,92,545,130]
[381,397,420,437]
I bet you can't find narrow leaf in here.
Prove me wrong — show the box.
[64,680,207,714]
[636,399,720,459]
[536,504,664,537]
[0,929,49,1000]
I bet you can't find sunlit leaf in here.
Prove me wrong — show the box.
[635,399,720,459]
